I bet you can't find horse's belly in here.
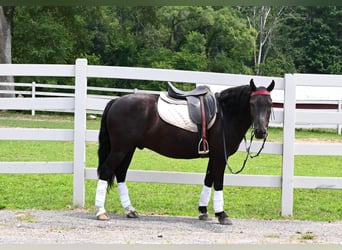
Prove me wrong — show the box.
[144,124,201,159]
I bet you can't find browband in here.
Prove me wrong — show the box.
[251,90,270,96]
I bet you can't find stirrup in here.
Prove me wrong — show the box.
[198,138,209,155]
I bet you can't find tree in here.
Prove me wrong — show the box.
[281,6,342,74]
[237,6,291,75]
[138,6,256,74]
[12,7,103,65]
[175,31,208,71]
[11,6,105,85]
[0,6,15,97]
[206,7,256,74]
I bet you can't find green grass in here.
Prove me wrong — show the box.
[0,111,341,221]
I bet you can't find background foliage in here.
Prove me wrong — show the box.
[4,6,342,89]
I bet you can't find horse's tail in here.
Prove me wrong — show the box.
[97,98,116,186]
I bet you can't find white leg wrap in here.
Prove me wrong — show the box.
[96,207,107,217]
[213,190,224,213]
[199,185,212,207]
[118,182,132,209]
[95,179,108,208]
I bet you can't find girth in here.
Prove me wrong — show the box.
[167,82,217,155]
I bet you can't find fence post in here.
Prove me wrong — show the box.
[281,74,296,216]
[338,100,341,135]
[31,82,36,116]
[73,58,88,207]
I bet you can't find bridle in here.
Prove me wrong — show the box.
[225,130,268,174]
[219,89,271,175]
[251,89,271,97]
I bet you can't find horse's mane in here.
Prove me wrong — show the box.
[219,85,252,115]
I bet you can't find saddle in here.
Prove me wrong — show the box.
[167,82,217,155]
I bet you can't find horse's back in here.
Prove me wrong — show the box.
[105,94,159,147]
[108,93,158,116]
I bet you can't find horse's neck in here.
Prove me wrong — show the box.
[229,114,251,138]
[219,86,252,151]
[221,103,251,153]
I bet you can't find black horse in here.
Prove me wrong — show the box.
[94,79,275,225]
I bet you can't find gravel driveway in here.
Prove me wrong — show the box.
[0,209,341,244]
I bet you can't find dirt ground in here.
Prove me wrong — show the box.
[0,209,341,244]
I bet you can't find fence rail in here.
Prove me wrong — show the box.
[1,80,341,132]
[0,59,341,216]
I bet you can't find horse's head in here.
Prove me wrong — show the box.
[249,79,274,139]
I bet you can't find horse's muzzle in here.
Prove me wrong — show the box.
[254,129,268,139]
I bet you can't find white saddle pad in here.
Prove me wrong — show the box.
[157,92,216,133]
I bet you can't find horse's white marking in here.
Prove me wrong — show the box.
[213,190,224,213]
[118,182,133,209]
[95,179,108,215]
[199,185,212,207]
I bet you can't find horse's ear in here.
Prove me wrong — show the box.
[267,80,275,92]
[250,79,257,91]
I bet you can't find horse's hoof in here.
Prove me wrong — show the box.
[126,210,139,218]
[215,212,233,225]
[96,213,110,221]
[218,216,233,225]
[198,213,210,221]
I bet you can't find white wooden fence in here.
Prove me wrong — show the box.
[1,81,342,134]
[0,59,341,216]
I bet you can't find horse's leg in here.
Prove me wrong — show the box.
[95,179,109,220]
[117,182,138,218]
[198,168,213,221]
[95,151,126,220]
[115,150,138,218]
[212,165,232,225]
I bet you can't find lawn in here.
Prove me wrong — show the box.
[0,111,341,221]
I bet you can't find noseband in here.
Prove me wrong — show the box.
[220,89,270,174]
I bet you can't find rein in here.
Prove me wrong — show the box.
[218,92,269,175]
[226,131,268,175]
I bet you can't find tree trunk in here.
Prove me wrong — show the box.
[242,6,288,75]
[0,6,14,97]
